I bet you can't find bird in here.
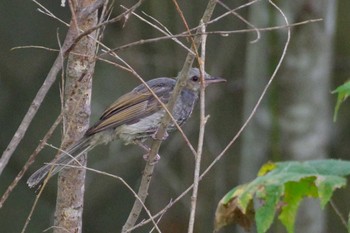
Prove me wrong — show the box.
[27,68,225,188]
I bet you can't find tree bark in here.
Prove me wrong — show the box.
[54,1,98,232]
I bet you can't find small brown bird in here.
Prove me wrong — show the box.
[27,68,225,187]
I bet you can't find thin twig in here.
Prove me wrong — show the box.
[34,0,69,26]
[330,199,348,229]
[0,50,64,176]
[121,144,161,232]
[11,19,321,56]
[21,171,52,233]
[68,0,79,32]
[217,0,260,43]
[20,119,64,233]
[104,18,321,53]
[119,5,194,55]
[207,0,259,27]
[11,45,60,52]
[68,164,163,232]
[187,20,208,233]
[0,113,63,209]
[66,0,146,53]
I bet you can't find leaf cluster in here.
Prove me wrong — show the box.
[215,160,350,233]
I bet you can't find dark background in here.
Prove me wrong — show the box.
[1,1,349,232]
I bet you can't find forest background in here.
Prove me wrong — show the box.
[1,0,350,233]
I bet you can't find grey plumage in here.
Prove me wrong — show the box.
[27,68,225,188]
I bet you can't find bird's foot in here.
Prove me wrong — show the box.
[143,153,161,165]
[136,141,161,164]
[151,130,169,141]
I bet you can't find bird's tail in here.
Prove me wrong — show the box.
[27,136,94,188]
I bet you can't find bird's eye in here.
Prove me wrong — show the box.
[191,76,199,82]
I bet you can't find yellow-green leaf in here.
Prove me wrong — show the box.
[215,159,350,233]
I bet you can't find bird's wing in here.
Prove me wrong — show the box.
[85,79,174,136]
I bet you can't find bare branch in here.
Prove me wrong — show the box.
[217,0,261,43]
[18,115,62,232]
[330,199,348,229]
[120,5,194,55]
[11,19,321,56]
[0,113,62,209]
[187,20,208,233]
[104,18,321,53]
[34,0,69,26]
[0,46,64,176]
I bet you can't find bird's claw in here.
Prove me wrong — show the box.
[152,130,169,141]
[136,141,161,164]
[143,153,161,165]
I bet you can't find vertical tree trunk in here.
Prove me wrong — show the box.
[277,1,336,232]
[239,0,271,183]
[239,2,271,232]
[54,1,98,232]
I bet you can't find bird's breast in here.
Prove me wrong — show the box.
[173,89,198,125]
[116,111,165,144]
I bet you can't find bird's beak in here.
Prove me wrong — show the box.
[204,75,226,86]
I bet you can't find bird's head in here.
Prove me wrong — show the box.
[183,68,226,92]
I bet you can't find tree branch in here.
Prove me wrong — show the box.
[53,0,99,232]
[187,20,208,233]
[0,113,62,209]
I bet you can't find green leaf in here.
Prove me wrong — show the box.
[315,175,346,207]
[215,159,350,233]
[332,81,350,121]
[255,185,283,233]
[279,177,318,233]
